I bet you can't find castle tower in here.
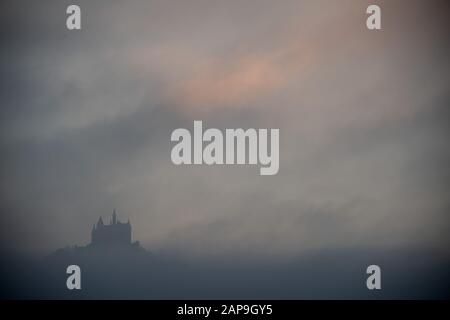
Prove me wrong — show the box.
[112,209,117,225]
[91,211,131,246]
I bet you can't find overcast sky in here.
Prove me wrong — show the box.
[0,0,449,258]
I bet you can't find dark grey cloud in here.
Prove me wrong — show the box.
[0,0,449,259]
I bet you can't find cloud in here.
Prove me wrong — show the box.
[0,0,449,258]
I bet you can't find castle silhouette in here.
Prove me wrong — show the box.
[91,210,134,246]
[49,209,145,266]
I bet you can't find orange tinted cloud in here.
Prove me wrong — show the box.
[172,45,313,113]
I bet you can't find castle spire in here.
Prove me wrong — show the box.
[97,216,104,227]
[112,209,117,224]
